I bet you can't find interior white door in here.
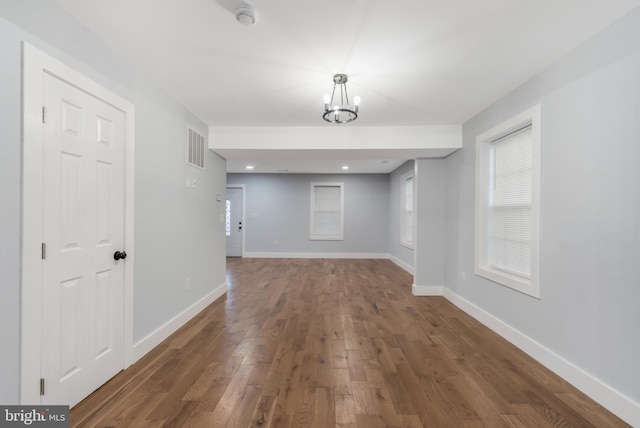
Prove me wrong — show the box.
[41,72,126,407]
[226,188,243,257]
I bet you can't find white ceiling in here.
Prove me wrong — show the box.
[53,0,640,173]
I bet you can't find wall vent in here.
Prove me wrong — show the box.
[187,128,205,169]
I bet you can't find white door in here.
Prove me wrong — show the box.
[226,187,243,257]
[41,72,126,406]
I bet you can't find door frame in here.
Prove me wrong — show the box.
[226,184,246,258]
[20,42,135,404]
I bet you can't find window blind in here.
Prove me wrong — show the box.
[402,176,414,244]
[490,126,533,278]
[311,184,342,238]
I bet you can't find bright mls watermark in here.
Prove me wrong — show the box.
[0,406,69,427]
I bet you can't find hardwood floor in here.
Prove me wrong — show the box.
[71,258,628,427]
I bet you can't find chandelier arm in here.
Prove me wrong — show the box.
[330,84,337,109]
[344,83,350,106]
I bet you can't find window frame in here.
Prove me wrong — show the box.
[400,172,415,249]
[475,104,541,298]
[310,182,344,241]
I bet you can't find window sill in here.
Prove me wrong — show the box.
[400,241,414,250]
[475,265,540,299]
[310,236,344,241]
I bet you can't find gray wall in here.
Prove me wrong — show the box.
[445,7,640,403]
[388,161,415,270]
[226,174,389,255]
[414,159,447,287]
[0,4,227,403]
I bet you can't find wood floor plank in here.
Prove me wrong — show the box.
[346,349,367,382]
[313,387,336,427]
[332,339,349,369]
[333,368,353,395]
[370,387,402,427]
[225,384,263,427]
[97,392,165,428]
[351,381,376,415]
[206,364,253,426]
[355,414,381,427]
[291,383,316,427]
[249,394,278,427]
[335,393,356,424]
[554,391,628,427]
[69,258,630,427]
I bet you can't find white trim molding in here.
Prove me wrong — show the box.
[409,284,639,425]
[133,282,227,361]
[242,252,389,259]
[475,104,541,298]
[442,289,640,427]
[412,284,444,296]
[389,254,414,275]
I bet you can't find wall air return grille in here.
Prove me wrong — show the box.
[187,128,205,169]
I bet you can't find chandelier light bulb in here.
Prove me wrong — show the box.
[323,94,331,104]
[353,96,361,106]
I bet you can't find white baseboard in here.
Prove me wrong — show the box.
[412,284,444,296]
[242,251,389,259]
[389,254,414,275]
[442,289,640,427]
[132,282,227,361]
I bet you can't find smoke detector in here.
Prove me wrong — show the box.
[235,3,255,25]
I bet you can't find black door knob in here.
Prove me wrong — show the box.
[114,251,127,261]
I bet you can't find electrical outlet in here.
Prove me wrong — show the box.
[274,239,279,246]
[461,272,467,284]
[185,277,191,290]
[219,213,224,223]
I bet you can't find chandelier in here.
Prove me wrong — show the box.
[323,74,360,124]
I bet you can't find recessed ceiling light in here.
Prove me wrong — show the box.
[342,165,349,170]
[246,165,254,170]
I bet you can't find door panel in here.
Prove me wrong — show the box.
[41,73,125,407]
[59,277,81,381]
[226,188,243,257]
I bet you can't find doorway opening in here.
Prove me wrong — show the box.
[226,185,245,257]
[21,42,135,407]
